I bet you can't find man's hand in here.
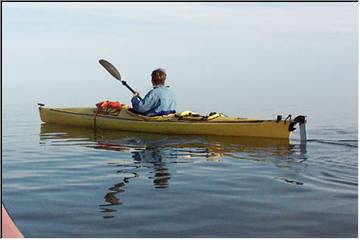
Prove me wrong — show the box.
[133,92,140,97]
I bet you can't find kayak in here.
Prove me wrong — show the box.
[38,104,306,139]
[38,105,306,139]
[2,203,23,238]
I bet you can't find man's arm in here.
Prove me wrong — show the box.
[131,90,157,113]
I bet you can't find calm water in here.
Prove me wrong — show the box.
[2,2,358,238]
[2,102,358,237]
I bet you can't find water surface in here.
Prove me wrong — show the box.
[2,2,358,238]
[2,111,357,237]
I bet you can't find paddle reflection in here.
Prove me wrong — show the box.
[40,123,305,218]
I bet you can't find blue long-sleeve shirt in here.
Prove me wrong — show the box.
[131,85,176,116]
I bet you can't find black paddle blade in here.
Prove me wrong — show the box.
[99,59,122,80]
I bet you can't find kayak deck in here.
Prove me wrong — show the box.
[38,106,298,139]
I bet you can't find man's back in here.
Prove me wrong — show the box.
[131,85,176,116]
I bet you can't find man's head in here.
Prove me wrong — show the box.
[151,68,167,86]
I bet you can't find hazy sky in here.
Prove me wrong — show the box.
[2,3,358,121]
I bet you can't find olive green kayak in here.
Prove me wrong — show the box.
[38,104,306,139]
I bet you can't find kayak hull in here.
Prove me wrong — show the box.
[39,107,292,139]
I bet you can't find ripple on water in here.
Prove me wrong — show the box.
[2,123,358,237]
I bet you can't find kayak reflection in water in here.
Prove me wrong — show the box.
[39,124,307,219]
[132,147,171,189]
[100,145,171,218]
[131,68,177,116]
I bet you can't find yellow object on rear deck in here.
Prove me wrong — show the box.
[38,107,292,139]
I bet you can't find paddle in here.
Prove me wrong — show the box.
[99,59,143,100]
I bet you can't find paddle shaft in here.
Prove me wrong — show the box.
[122,80,143,101]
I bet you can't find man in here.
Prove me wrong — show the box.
[131,68,176,116]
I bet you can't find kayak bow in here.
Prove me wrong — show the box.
[2,203,23,238]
